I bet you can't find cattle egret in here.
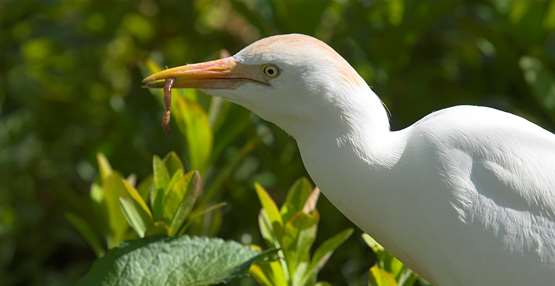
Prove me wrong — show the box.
[144,34,555,285]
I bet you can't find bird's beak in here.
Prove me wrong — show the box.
[143,57,263,89]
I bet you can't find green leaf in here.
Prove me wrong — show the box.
[303,228,353,284]
[152,155,170,191]
[188,202,226,220]
[169,171,202,236]
[249,264,274,286]
[280,177,313,222]
[119,197,149,238]
[122,180,152,217]
[258,211,276,246]
[137,176,153,205]
[386,256,404,278]
[90,183,104,204]
[96,153,113,181]
[152,160,179,221]
[281,211,319,261]
[369,265,398,286]
[66,213,105,257]
[362,233,385,253]
[283,211,319,285]
[255,183,283,229]
[163,151,183,177]
[160,170,186,222]
[173,95,213,174]
[103,174,129,248]
[78,236,269,286]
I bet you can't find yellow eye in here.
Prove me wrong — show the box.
[263,64,280,78]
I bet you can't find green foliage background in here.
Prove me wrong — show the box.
[1,0,555,285]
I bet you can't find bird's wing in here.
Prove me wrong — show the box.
[414,105,555,259]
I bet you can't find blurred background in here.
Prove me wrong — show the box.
[2,0,555,285]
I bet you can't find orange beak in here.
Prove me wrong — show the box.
[143,57,265,89]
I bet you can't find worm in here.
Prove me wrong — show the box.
[162,78,175,134]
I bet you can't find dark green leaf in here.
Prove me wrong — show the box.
[78,236,269,286]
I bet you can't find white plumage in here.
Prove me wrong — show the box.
[144,34,555,285]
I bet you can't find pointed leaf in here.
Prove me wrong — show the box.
[189,202,226,220]
[161,170,187,222]
[363,233,385,253]
[152,155,169,190]
[255,183,283,228]
[122,180,152,217]
[96,153,112,181]
[119,197,149,238]
[103,174,129,247]
[249,264,274,286]
[302,187,320,214]
[282,211,319,283]
[258,211,277,246]
[280,177,313,222]
[304,228,353,283]
[152,169,181,221]
[163,151,183,177]
[369,265,398,286]
[169,171,202,236]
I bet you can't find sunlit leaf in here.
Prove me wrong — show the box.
[96,153,112,181]
[249,264,274,286]
[169,171,202,236]
[369,265,398,286]
[363,233,385,253]
[102,174,129,248]
[161,170,186,222]
[152,155,170,191]
[302,187,320,214]
[122,180,152,217]
[280,177,313,222]
[163,151,183,177]
[255,183,283,236]
[119,197,149,238]
[172,95,213,174]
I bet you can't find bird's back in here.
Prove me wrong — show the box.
[401,105,555,285]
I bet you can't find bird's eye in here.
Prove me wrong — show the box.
[263,64,280,78]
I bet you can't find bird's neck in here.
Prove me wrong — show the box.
[294,85,400,169]
[293,85,407,227]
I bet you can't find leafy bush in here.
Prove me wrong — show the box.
[67,152,224,256]
[251,178,353,286]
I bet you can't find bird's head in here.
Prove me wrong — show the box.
[143,34,373,137]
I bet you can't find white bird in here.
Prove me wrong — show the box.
[144,34,555,285]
